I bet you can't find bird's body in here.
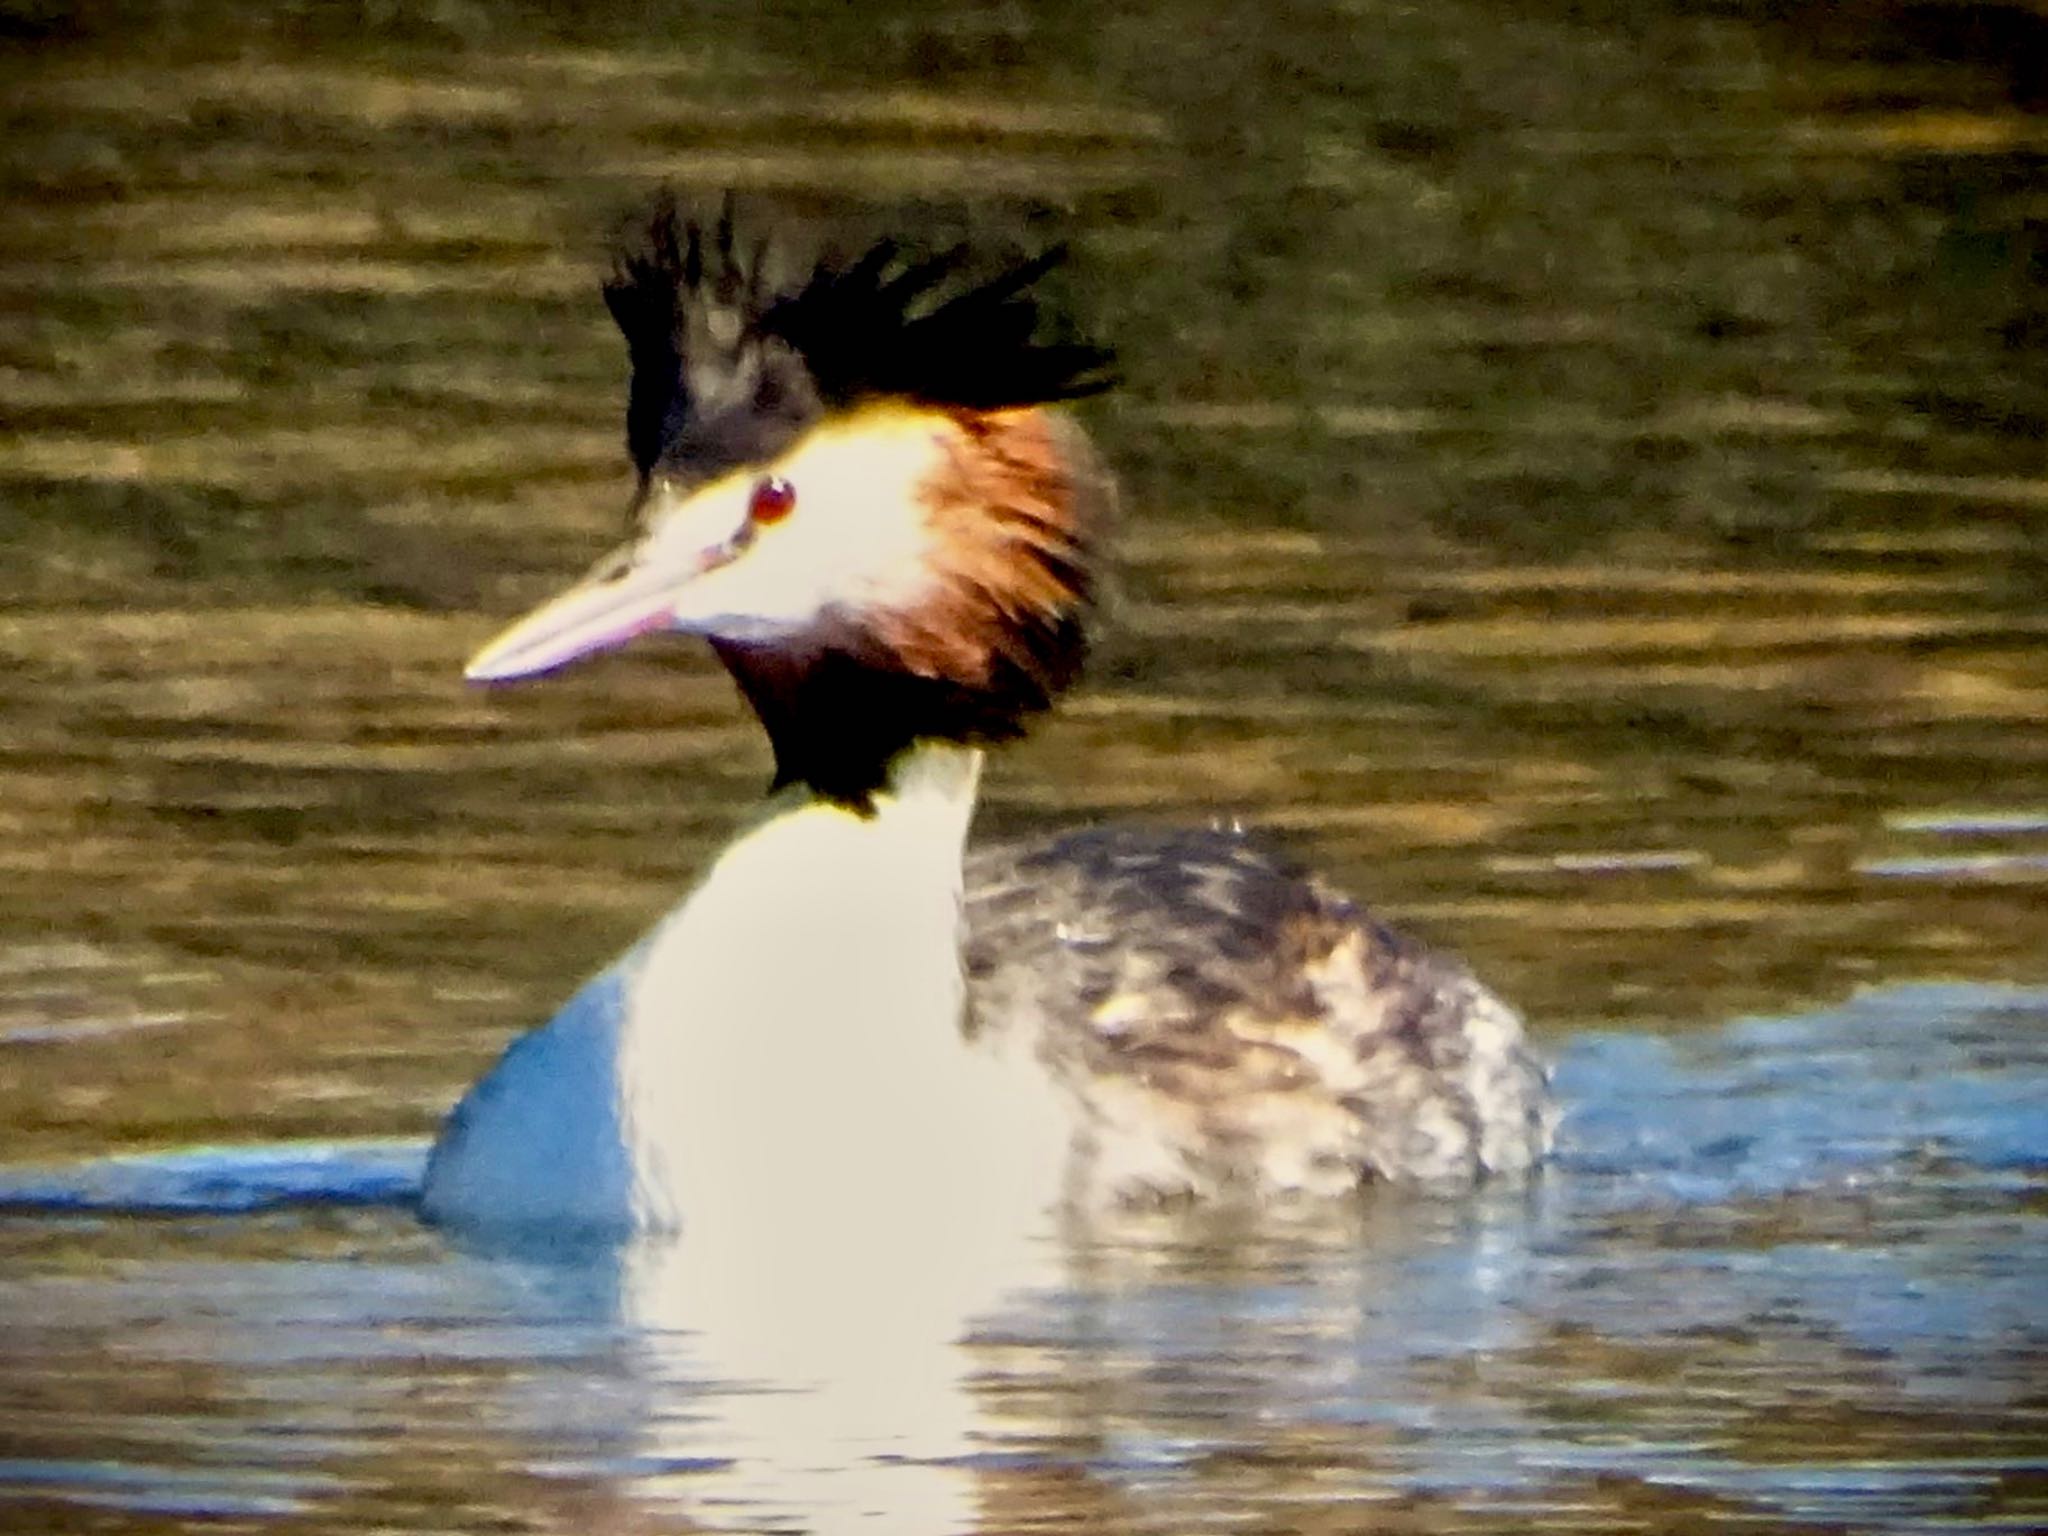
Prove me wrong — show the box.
[966,825,1549,1203]
[421,202,1552,1236]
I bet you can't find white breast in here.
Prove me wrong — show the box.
[420,745,1075,1239]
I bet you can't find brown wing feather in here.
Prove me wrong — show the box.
[963,824,1554,1202]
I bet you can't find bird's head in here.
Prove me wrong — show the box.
[467,199,1116,806]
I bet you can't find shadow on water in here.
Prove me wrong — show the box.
[2,0,2046,1531]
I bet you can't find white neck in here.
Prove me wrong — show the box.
[622,741,995,1235]
[423,738,1074,1238]
[625,742,1071,1525]
[425,741,1075,1526]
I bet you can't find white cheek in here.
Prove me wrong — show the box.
[670,533,866,637]
[670,423,944,636]
[768,474,934,616]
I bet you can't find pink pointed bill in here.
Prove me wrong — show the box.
[464,562,682,683]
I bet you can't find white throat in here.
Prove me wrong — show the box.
[422,741,1070,1237]
[423,743,1075,1529]
[625,742,987,1234]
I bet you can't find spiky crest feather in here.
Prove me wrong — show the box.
[602,195,1116,488]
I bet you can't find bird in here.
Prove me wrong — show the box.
[419,200,1554,1236]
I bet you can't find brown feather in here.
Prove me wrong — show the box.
[713,405,1111,809]
[877,408,1100,694]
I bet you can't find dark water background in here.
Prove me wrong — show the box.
[1,1,2044,1531]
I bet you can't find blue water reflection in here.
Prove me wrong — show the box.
[1,983,2041,1532]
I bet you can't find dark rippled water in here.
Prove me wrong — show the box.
[3,1,2045,1531]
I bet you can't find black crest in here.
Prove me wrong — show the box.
[602,195,1116,487]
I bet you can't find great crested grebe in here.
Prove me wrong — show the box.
[420,203,1553,1234]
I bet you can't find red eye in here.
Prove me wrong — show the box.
[748,475,796,525]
